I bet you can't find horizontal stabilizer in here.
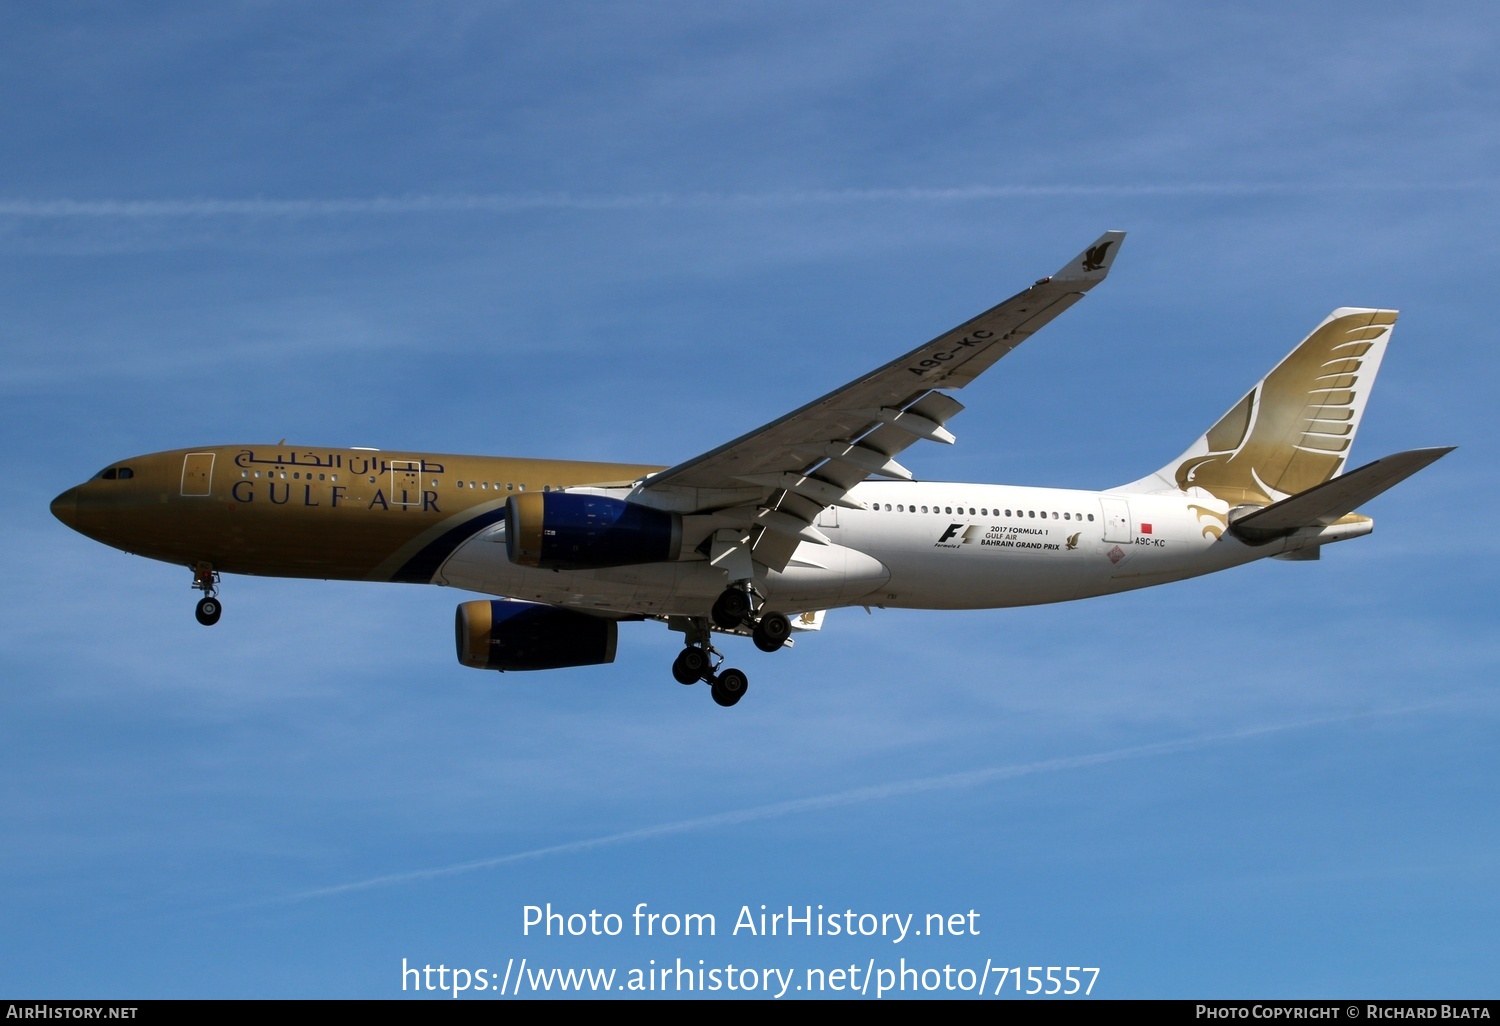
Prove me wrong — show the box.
[1231,446,1454,541]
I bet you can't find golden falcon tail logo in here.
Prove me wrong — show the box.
[1081,241,1114,272]
[1174,310,1393,505]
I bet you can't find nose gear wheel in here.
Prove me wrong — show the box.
[190,563,222,626]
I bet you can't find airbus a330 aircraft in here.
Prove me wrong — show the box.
[51,232,1451,707]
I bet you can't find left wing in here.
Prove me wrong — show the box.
[639,231,1125,571]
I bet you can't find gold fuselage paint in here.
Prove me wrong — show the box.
[52,445,662,582]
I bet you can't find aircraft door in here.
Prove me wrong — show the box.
[1099,497,1132,543]
[389,460,422,507]
[180,452,215,497]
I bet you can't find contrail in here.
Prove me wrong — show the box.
[252,703,1451,909]
[0,181,1490,219]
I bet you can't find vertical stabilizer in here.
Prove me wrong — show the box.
[1119,309,1396,504]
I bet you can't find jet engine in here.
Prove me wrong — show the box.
[504,491,681,570]
[455,599,617,671]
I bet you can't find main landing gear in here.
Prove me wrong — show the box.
[669,616,751,707]
[712,585,792,653]
[668,587,793,708]
[191,563,222,626]
[671,639,749,707]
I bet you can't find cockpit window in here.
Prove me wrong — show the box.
[118,468,134,479]
[98,468,117,480]
[96,467,134,480]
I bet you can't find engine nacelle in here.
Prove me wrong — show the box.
[505,491,682,570]
[455,599,617,671]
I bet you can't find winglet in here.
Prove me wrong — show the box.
[1051,230,1126,284]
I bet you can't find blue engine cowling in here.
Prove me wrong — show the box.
[455,599,618,671]
[505,491,682,570]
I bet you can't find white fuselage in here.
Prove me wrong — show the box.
[436,481,1338,618]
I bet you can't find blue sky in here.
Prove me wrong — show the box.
[2,1,1496,999]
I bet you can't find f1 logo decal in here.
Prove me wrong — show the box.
[938,523,965,543]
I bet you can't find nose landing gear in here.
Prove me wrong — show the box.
[191,563,222,626]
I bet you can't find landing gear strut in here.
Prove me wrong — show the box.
[191,563,222,626]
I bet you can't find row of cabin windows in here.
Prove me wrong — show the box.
[99,463,1081,522]
[103,463,560,493]
[871,502,1094,522]
[233,472,557,492]
[456,481,561,492]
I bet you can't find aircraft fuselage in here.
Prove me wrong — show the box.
[50,443,1369,619]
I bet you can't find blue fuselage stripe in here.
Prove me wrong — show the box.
[390,506,510,583]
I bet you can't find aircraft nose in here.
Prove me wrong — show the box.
[50,486,79,529]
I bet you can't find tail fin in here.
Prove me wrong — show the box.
[1119,308,1396,504]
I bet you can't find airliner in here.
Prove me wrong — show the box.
[50,232,1451,707]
